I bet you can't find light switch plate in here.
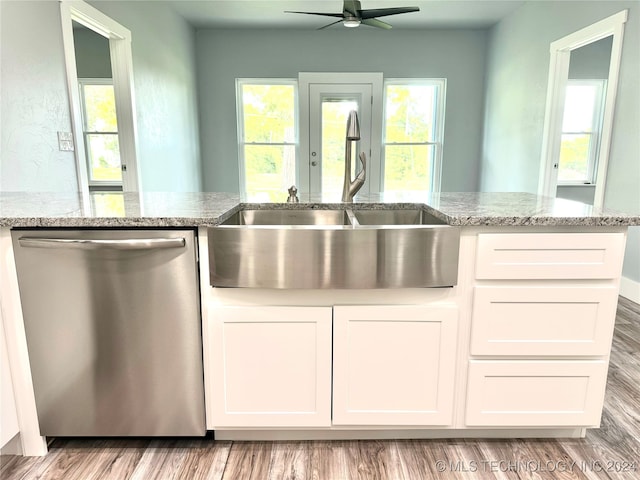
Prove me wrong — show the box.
[58,131,75,152]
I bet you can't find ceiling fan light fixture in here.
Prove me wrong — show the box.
[285,1,419,30]
[343,17,361,27]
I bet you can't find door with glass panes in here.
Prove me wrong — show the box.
[300,73,383,199]
[308,84,373,197]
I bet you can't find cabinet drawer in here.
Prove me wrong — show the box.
[466,360,608,427]
[471,286,618,356]
[476,233,625,279]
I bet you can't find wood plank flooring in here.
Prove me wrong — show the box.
[2,296,639,480]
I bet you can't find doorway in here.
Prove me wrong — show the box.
[60,0,140,194]
[299,73,383,198]
[538,10,627,207]
[309,84,373,196]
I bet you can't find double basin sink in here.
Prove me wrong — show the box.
[208,207,460,289]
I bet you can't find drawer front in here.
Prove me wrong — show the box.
[476,233,625,280]
[471,286,618,356]
[466,360,608,427]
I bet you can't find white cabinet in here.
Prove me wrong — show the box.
[475,232,625,280]
[471,286,618,356]
[1,309,20,448]
[209,306,332,428]
[332,305,458,426]
[209,303,458,429]
[466,360,608,427]
[467,232,624,429]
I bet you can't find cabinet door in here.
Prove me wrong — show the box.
[209,306,332,428]
[333,305,458,426]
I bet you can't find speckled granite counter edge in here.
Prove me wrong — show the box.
[2,200,638,228]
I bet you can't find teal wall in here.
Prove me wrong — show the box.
[195,28,488,193]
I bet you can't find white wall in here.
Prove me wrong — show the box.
[88,1,202,192]
[1,1,78,192]
[481,0,640,285]
[196,28,488,193]
[0,0,203,193]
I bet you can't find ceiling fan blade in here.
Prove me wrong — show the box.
[361,17,393,29]
[318,19,345,30]
[343,0,362,17]
[359,7,420,19]
[284,11,344,18]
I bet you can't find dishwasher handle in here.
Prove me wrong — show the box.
[18,237,186,250]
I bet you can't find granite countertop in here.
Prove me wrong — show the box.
[0,191,638,227]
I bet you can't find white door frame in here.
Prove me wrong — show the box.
[60,0,141,194]
[538,10,627,207]
[299,72,383,196]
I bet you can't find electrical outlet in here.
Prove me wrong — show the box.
[58,132,75,152]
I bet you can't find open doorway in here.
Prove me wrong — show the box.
[538,10,627,208]
[60,0,140,194]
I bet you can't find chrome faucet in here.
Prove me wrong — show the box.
[341,110,367,202]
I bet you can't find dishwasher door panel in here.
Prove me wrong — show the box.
[11,229,205,437]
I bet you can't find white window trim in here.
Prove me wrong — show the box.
[78,78,122,189]
[235,78,299,199]
[558,79,607,186]
[382,78,447,193]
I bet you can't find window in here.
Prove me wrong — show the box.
[236,80,297,201]
[78,79,122,190]
[557,80,606,184]
[382,80,446,194]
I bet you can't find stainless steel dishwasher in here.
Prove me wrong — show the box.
[11,229,205,437]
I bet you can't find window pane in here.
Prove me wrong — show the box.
[322,99,359,196]
[383,145,434,192]
[385,85,436,143]
[557,133,591,182]
[242,85,295,143]
[244,145,296,201]
[562,85,597,132]
[87,134,122,182]
[83,84,118,132]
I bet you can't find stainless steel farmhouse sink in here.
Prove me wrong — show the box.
[221,208,352,226]
[208,207,459,289]
[352,208,446,225]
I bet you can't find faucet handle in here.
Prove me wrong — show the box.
[287,185,299,203]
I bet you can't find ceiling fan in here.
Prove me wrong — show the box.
[285,0,420,30]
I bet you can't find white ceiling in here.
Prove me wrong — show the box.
[168,0,526,30]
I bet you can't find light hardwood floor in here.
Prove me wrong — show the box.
[2,297,639,480]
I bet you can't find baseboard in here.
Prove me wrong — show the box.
[620,276,640,304]
[0,433,22,456]
[214,428,587,441]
